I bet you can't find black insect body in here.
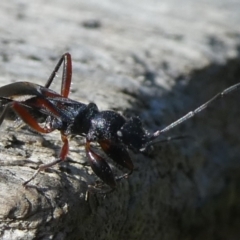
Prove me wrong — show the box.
[0,53,239,192]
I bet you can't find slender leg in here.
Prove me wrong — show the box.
[25,96,63,117]
[99,140,133,179]
[0,101,53,134]
[23,132,69,186]
[85,140,116,189]
[60,53,72,98]
[44,53,72,98]
[12,101,58,133]
[21,53,72,185]
[0,100,70,185]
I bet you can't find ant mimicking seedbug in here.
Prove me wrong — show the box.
[0,53,239,193]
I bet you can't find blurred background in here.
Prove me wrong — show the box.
[0,1,240,240]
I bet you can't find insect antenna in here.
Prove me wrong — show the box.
[148,82,240,143]
[142,134,192,152]
[150,135,191,145]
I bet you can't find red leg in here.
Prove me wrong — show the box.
[25,97,63,117]
[61,53,72,98]
[99,140,134,178]
[0,101,70,185]
[44,53,72,98]
[60,133,69,160]
[0,98,59,133]
[0,95,65,133]
[85,141,116,189]
[12,101,53,133]
[23,132,69,186]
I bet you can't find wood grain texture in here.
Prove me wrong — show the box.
[0,1,240,239]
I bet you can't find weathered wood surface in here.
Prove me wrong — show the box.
[0,0,240,239]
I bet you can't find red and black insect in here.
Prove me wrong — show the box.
[0,53,239,191]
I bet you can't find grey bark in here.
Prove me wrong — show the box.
[0,0,240,239]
